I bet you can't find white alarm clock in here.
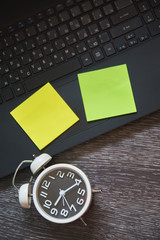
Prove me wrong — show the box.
[12,153,100,225]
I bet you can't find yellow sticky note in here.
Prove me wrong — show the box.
[10,83,79,150]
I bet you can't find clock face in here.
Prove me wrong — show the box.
[33,164,92,224]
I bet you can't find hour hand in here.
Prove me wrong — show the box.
[54,189,65,206]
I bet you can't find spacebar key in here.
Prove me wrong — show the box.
[25,58,81,91]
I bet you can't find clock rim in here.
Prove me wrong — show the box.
[33,163,92,224]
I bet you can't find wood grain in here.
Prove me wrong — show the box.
[0,110,160,240]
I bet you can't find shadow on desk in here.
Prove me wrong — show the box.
[0,110,160,240]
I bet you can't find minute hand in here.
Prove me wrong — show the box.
[63,183,78,194]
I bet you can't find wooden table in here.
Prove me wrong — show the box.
[0,110,160,240]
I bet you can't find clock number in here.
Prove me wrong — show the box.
[60,209,68,217]
[67,172,75,179]
[77,198,84,206]
[40,191,48,198]
[57,171,65,178]
[69,204,77,212]
[41,180,51,190]
[43,199,52,209]
[75,178,82,186]
[50,208,58,216]
[77,188,86,196]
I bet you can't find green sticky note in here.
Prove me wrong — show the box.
[78,64,137,122]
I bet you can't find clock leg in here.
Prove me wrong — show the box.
[80,217,87,226]
[92,189,102,193]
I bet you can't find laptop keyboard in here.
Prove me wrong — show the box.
[0,0,160,103]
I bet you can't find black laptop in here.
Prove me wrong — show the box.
[0,0,160,178]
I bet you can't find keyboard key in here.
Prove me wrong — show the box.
[25,58,81,91]
[138,1,150,12]
[58,24,69,35]
[55,39,66,50]
[117,42,127,51]
[2,87,14,101]
[20,67,31,78]
[13,43,25,55]
[80,14,92,25]
[111,5,138,25]
[77,28,88,40]
[59,11,70,22]
[148,19,160,36]
[9,59,21,70]
[103,4,114,15]
[37,21,48,32]
[81,53,93,66]
[43,43,54,55]
[17,21,25,29]
[88,23,100,35]
[143,11,155,23]
[48,16,59,27]
[36,34,47,45]
[8,26,15,33]
[2,49,13,61]
[31,62,43,74]
[128,39,138,47]
[81,1,93,12]
[26,26,37,37]
[92,48,104,61]
[26,17,35,24]
[42,57,54,69]
[139,34,149,41]
[46,29,58,40]
[99,18,111,30]
[46,8,54,16]
[4,36,14,47]
[125,32,135,40]
[87,37,99,48]
[25,39,36,50]
[64,47,76,58]
[32,49,43,60]
[98,32,110,43]
[0,63,10,75]
[8,72,20,83]
[37,13,45,20]
[14,31,25,42]
[21,54,32,65]
[69,19,80,30]
[53,52,65,64]
[103,43,116,56]
[66,34,77,45]
[110,17,143,38]
[70,6,82,17]
[76,42,88,53]
[13,83,25,96]
[92,9,103,20]
[114,0,133,10]
[0,77,9,88]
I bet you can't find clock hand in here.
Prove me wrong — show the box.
[62,195,77,212]
[54,189,65,206]
[62,195,71,210]
[63,182,79,194]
